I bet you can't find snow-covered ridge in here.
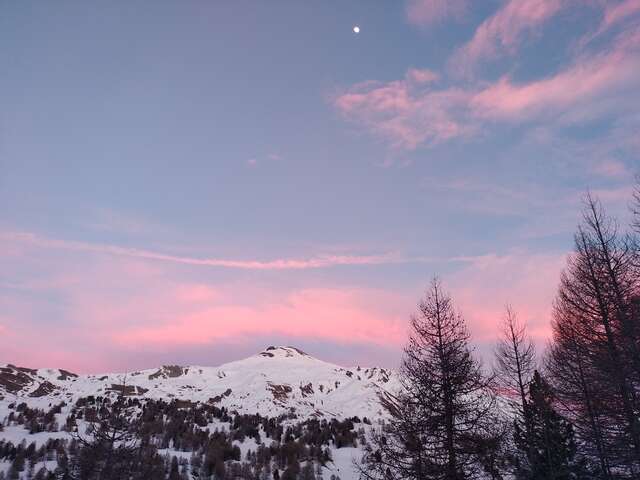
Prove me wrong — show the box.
[0,346,400,419]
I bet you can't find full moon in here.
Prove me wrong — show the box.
[353,26,360,33]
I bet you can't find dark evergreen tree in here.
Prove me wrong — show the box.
[512,371,580,480]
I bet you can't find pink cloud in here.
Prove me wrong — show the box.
[0,226,574,371]
[470,30,640,119]
[599,0,640,36]
[448,251,566,344]
[406,67,439,84]
[450,0,568,74]
[113,287,408,349]
[591,159,630,178]
[174,284,222,303]
[0,233,417,371]
[0,251,410,370]
[333,27,640,150]
[405,0,468,26]
[0,228,576,372]
[333,70,473,150]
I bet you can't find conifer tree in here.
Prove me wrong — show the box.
[512,371,580,480]
[494,306,536,469]
[360,279,500,480]
[548,194,640,476]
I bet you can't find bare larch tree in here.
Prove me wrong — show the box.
[359,279,501,480]
[493,306,536,470]
[547,194,640,477]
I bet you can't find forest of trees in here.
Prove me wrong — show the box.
[360,181,640,480]
[0,395,362,479]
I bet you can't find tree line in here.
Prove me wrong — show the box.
[361,181,640,480]
[0,394,366,479]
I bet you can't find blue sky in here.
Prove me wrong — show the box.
[1,0,638,372]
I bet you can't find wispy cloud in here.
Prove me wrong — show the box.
[449,0,569,75]
[1,231,413,270]
[470,28,640,120]
[246,152,283,167]
[4,231,497,272]
[87,209,161,235]
[421,175,564,217]
[588,0,640,42]
[591,159,630,178]
[405,0,468,26]
[1,230,519,278]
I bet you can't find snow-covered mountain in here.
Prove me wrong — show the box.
[0,346,400,420]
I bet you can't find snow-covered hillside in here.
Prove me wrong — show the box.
[0,346,400,420]
[0,347,400,479]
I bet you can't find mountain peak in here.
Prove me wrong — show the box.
[259,346,309,358]
[1,350,400,420]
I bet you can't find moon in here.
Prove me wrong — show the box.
[353,26,360,34]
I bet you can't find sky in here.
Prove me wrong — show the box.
[1,0,638,373]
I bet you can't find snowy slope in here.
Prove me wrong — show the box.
[0,346,400,419]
